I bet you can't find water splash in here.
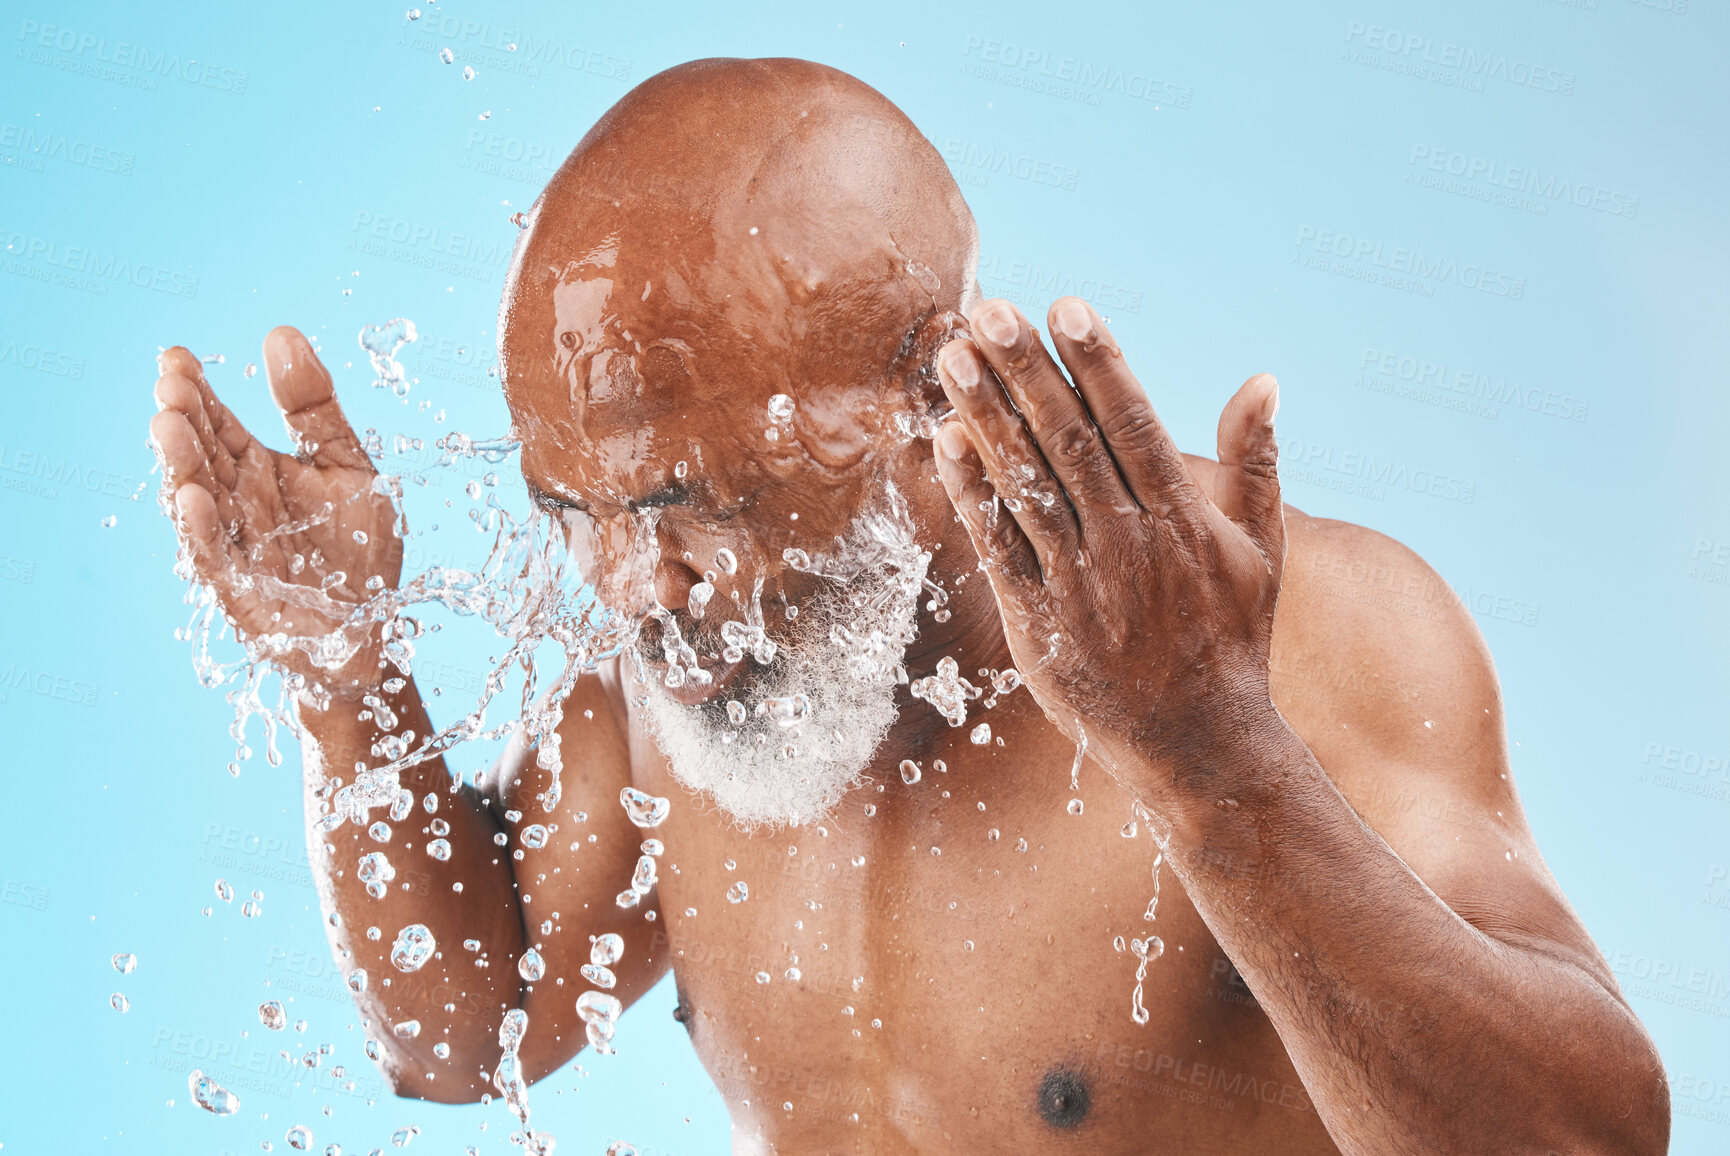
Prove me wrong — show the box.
[491,1008,552,1153]
[359,318,418,397]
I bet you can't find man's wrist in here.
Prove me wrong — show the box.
[1124,694,1314,839]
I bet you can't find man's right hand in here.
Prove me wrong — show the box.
[150,326,402,695]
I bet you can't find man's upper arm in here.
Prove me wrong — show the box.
[1274,515,1614,988]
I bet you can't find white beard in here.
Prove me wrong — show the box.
[638,489,929,830]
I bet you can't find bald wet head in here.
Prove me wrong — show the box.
[501,57,979,508]
[497,58,982,826]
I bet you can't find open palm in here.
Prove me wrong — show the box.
[150,327,403,695]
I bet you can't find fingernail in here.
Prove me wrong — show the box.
[937,422,970,461]
[1053,298,1093,342]
[941,343,980,392]
[1260,376,1280,424]
[974,302,1019,347]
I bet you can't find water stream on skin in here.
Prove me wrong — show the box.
[163,321,1167,1146]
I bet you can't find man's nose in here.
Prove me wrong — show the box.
[655,557,704,612]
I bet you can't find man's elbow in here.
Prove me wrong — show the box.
[1550,1022,1669,1156]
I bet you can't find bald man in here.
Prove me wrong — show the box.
[149,58,1667,1154]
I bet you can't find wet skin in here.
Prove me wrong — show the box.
[149,58,1667,1155]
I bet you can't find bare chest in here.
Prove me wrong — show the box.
[631,721,1338,1153]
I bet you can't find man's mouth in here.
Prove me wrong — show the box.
[640,631,753,706]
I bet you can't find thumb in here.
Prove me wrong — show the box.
[263,326,371,469]
[1214,373,1284,559]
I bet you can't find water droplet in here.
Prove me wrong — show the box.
[767,394,795,424]
[619,787,670,829]
[425,838,451,860]
[259,1000,287,1030]
[432,1041,450,1058]
[244,362,258,378]
[986,828,1000,842]
[851,854,866,866]
[241,899,263,918]
[606,1143,638,1155]
[346,968,368,994]
[358,851,395,898]
[899,759,921,785]
[369,821,392,842]
[755,971,771,984]
[438,47,453,63]
[1067,798,1084,816]
[287,1125,313,1150]
[392,1019,421,1039]
[100,515,117,528]
[391,924,436,972]
[215,878,234,903]
[714,548,738,575]
[727,881,749,904]
[673,459,688,479]
[970,723,991,745]
[188,1069,240,1115]
[462,65,477,81]
[640,838,663,855]
[590,933,624,967]
[521,824,549,849]
[1121,820,1138,838]
[111,952,136,975]
[518,948,545,981]
[580,963,616,988]
[110,992,129,1012]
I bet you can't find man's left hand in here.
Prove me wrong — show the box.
[932,296,1287,798]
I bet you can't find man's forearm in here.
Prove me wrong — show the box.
[1152,719,1665,1155]
[298,678,527,1100]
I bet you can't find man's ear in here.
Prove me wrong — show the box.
[890,308,971,425]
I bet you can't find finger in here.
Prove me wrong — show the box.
[149,409,243,533]
[1213,373,1284,561]
[1046,297,1203,516]
[159,346,256,459]
[174,484,273,635]
[934,336,1077,558]
[263,327,371,470]
[968,299,1135,518]
[153,368,238,491]
[933,420,1042,589]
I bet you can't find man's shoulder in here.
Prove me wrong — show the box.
[1271,507,1505,778]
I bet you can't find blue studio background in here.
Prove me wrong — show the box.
[2,0,1727,1151]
